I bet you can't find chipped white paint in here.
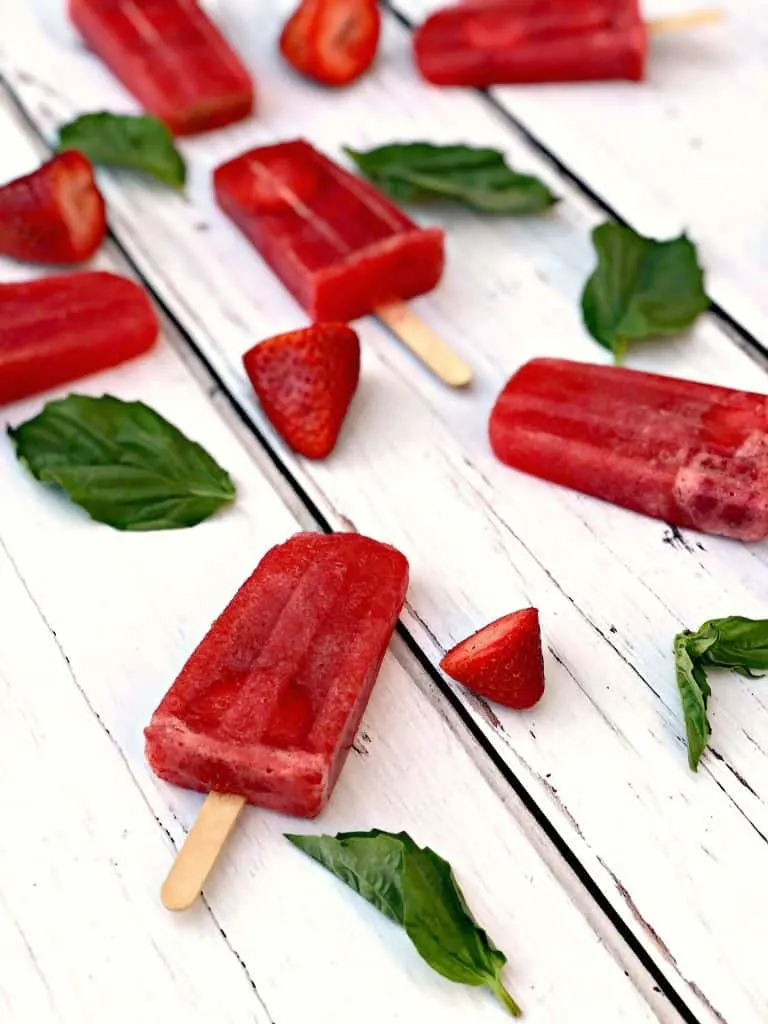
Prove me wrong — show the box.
[0,104,668,1023]
[2,2,768,1021]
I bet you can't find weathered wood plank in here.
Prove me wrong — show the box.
[2,4,768,1020]
[394,0,768,344]
[0,102,668,1022]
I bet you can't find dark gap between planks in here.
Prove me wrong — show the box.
[1,71,703,1024]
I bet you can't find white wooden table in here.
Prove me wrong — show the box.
[1,2,766,1021]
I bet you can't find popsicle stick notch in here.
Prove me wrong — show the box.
[161,791,246,911]
[376,302,473,388]
[646,8,723,34]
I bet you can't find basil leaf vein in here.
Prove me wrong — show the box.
[9,394,235,531]
[581,222,709,361]
[287,829,521,1015]
[58,112,186,189]
[345,142,556,215]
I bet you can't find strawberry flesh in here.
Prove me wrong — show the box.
[280,0,381,87]
[243,323,360,460]
[0,151,106,265]
[440,608,545,710]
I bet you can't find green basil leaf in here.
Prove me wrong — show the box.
[287,829,521,1016]
[400,842,520,1015]
[672,616,768,770]
[696,616,768,676]
[581,223,709,362]
[285,832,406,924]
[9,394,235,531]
[58,112,186,189]
[673,633,713,772]
[345,142,557,214]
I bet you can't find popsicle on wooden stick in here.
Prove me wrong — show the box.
[145,532,409,910]
[213,140,472,388]
[68,0,255,135]
[489,357,768,542]
[414,0,722,87]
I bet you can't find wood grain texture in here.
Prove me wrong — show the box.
[2,3,768,1020]
[396,0,768,344]
[0,104,668,1022]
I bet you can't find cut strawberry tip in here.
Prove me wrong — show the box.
[440,608,545,711]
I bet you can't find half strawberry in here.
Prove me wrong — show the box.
[243,323,360,459]
[280,0,381,87]
[440,608,545,710]
[0,151,106,265]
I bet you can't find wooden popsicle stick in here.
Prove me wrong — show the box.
[646,8,723,34]
[161,791,246,911]
[375,301,473,388]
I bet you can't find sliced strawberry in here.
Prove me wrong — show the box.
[243,323,360,459]
[440,608,545,710]
[0,151,106,265]
[280,0,381,87]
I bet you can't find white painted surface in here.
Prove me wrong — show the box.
[397,0,768,344]
[0,106,666,1023]
[2,2,768,1021]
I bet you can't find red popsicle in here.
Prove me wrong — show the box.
[489,358,768,541]
[0,272,158,406]
[146,531,409,908]
[414,0,647,86]
[213,140,471,387]
[69,0,255,135]
[214,139,444,322]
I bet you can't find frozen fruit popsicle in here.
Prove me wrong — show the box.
[489,357,768,542]
[414,0,647,86]
[68,0,255,135]
[0,272,158,406]
[145,531,409,908]
[213,139,472,387]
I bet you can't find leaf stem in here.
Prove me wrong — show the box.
[487,977,522,1017]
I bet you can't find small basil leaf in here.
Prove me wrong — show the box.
[673,633,713,772]
[9,394,235,531]
[672,616,768,770]
[696,616,768,676]
[345,142,557,214]
[401,843,520,1015]
[581,223,709,362]
[287,829,521,1016]
[286,832,406,924]
[58,112,186,189]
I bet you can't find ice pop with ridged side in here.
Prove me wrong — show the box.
[489,357,768,541]
[145,531,409,909]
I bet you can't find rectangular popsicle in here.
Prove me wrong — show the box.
[489,358,768,542]
[414,0,646,87]
[213,139,445,323]
[0,271,158,406]
[68,0,255,136]
[145,532,409,817]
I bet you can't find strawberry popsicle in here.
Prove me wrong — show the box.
[414,0,646,87]
[145,532,409,818]
[489,358,768,541]
[0,272,158,406]
[213,139,445,323]
[68,0,255,136]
